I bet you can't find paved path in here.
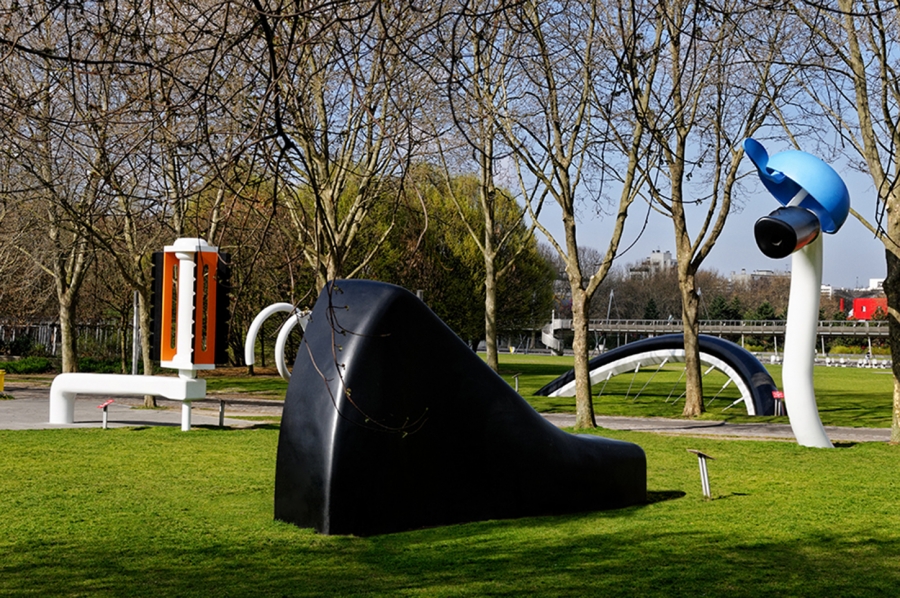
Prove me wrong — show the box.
[542,414,891,442]
[0,384,268,430]
[0,382,892,442]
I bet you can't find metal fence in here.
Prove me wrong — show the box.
[0,321,130,359]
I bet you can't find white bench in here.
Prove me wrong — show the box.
[49,373,206,431]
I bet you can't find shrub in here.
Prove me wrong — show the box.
[829,344,890,356]
[7,336,35,357]
[77,357,121,373]
[1,356,55,374]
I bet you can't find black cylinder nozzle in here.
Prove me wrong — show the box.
[754,206,821,259]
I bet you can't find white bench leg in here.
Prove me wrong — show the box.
[181,402,192,431]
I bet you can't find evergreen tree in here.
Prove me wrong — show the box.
[707,295,729,320]
[643,297,660,320]
[727,297,744,321]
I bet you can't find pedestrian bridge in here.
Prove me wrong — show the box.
[546,318,888,338]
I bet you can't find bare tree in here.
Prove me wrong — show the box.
[248,1,425,291]
[790,0,900,441]
[490,0,649,428]
[432,0,539,372]
[0,13,106,372]
[86,0,260,386]
[616,0,789,415]
[0,0,260,387]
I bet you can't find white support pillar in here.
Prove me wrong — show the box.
[782,235,833,448]
[172,240,200,374]
[181,402,192,432]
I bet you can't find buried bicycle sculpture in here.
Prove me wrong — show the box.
[273,280,647,536]
[535,333,781,416]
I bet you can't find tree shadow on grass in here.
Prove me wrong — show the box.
[5,520,900,597]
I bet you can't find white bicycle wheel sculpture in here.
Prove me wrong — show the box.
[535,334,780,416]
[245,303,310,381]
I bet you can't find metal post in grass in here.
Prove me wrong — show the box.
[98,400,114,429]
[687,449,715,499]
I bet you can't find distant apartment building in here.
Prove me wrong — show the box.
[628,250,677,279]
[729,268,790,286]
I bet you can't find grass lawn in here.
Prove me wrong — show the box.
[200,366,290,398]
[2,355,899,595]
[491,353,895,428]
[203,376,289,398]
[2,426,899,596]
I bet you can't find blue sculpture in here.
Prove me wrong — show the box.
[744,138,850,448]
[744,138,849,233]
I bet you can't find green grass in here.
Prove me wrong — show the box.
[2,426,899,596]
[492,353,895,428]
[203,375,289,398]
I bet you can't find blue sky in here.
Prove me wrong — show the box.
[532,169,886,291]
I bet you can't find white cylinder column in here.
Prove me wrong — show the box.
[782,234,832,448]
[171,239,204,375]
[181,401,192,432]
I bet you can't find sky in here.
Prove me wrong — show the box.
[529,163,886,292]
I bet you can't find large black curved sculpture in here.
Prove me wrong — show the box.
[535,334,780,416]
[275,280,646,536]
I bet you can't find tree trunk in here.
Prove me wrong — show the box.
[885,248,900,443]
[315,248,342,293]
[680,273,704,417]
[119,310,128,374]
[58,296,78,373]
[571,289,596,429]
[484,251,499,372]
[138,288,157,408]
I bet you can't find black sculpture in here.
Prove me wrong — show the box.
[275,280,646,536]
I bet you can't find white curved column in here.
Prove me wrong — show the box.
[244,303,296,367]
[274,311,310,381]
[782,235,833,448]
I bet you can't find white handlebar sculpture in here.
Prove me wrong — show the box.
[744,139,850,448]
[50,238,224,431]
[245,303,310,381]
